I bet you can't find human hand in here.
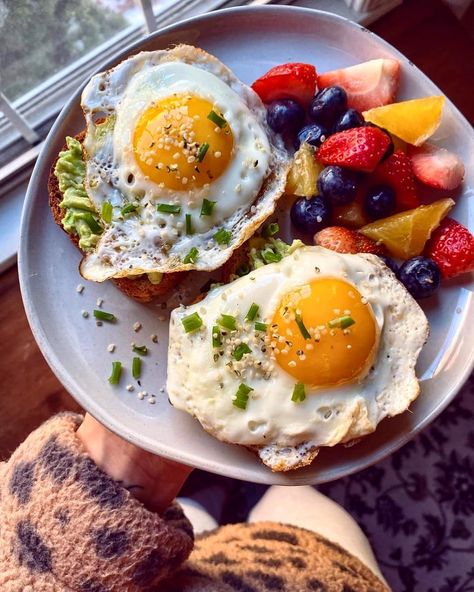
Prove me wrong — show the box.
[76,413,193,514]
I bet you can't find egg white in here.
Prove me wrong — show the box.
[167,247,429,450]
[78,45,289,280]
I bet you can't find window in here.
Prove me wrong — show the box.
[0,0,235,177]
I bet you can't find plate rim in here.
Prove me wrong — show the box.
[18,4,474,485]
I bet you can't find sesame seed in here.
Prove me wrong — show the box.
[288,361,297,368]
[126,384,134,392]
[306,343,314,351]
[81,310,89,318]
[76,284,84,294]
[148,396,156,405]
[347,345,352,349]
[107,343,115,353]
[361,297,368,304]
[133,322,142,332]
[137,391,145,400]
[299,354,306,361]
[160,387,165,393]
[214,151,222,158]
[96,298,103,307]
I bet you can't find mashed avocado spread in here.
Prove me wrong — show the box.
[232,237,304,279]
[54,136,102,251]
[54,135,163,286]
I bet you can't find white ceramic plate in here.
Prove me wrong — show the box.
[19,6,474,485]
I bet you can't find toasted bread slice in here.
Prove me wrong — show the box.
[48,132,185,302]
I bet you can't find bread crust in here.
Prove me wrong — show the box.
[48,132,186,302]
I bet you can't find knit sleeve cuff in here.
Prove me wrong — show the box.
[0,413,193,591]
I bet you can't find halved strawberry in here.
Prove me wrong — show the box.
[425,218,474,279]
[409,144,465,191]
[314,226,384,254]
[316,127,390,173]
[318,58,400,112]
[251,63,318,106]
[371,150,419,211]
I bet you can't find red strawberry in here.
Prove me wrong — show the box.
[409,144,465,191]
[371,150,419,211]
[425,218,474,279]
[316,127,390,173]
[314,226,384,255]
[251,63,317,106]
[318,58,400,112]
[355,233,385,255]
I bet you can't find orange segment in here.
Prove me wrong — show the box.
[286,143,324,197]
[363,96,445,146]
[359,198,454,259]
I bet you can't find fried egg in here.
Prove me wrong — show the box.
[167,247,429,470]
[78,45,289,281]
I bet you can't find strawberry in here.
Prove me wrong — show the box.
[371,150,419,211]
[318,58,400,112]
[251,63,317,106]
[425,218,474,279]
[409,144,465,191]
[316,127,390,173]
[314,226,384,255]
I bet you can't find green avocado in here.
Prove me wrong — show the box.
[54,136,102,251]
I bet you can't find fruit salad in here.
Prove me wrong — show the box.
[251,58,473,300]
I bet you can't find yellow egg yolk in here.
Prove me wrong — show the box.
[271,278,377,388]
[133,94,233,191]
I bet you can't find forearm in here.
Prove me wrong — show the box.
[76,413,192,514]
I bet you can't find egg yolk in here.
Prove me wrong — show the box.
[271,278,377,388]
[133,94,234,191]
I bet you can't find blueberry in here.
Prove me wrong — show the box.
[398,257,441,300]
[290,196,331,234]
[295,123,328,149]
[317,166,359,206]
[378,255,399,275]
[267,99,305,134]
[364,185,396,219]
[309,86,347,127]
[333,108,365,133]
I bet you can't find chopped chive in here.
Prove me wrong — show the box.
[233,383,253,410]
[132,356,141,379]
[212,325,221,348]
[264,222,280,237]
[236,263,250,277]
[207,109,227,128]
[93,309,116,323]
[157,203,181,214]
[261,247,282,264]
[245,303,259,322]
[121,202,138,216]
[255,321,267,332]
[196,142,209,162]
[328,316,356,329]
[132,345,148,356]
[101,201,113,224]
[83,213,102,234]
[108,361,122,385]
[217,314,237,331]
[183,247,199,264]
[213,228,232,245]
[182,312,203,333]
[295,313,311,340]
[233,343,252,361]
[200,198,216,217]
[291,382,306,403]
[185,213,193,235]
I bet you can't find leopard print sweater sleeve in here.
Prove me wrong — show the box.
[0,413,193,591]
[0,414,389,592]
